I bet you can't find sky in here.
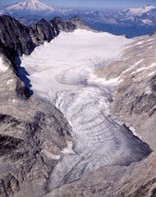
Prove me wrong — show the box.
[0,0,156,10]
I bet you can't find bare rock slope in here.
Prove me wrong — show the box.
[97,34,156,151]
[0,54,72,197]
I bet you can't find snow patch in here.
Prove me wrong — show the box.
[7,79,14,85]
[128,6,155,16]
[41,150,60,160]
[6,0,55,13]
[88,73,119,86]
[0,57,8,72]
[131,62,156,75]
[61,141,75,155]
[141,19,153,25]
[119,59,144,78]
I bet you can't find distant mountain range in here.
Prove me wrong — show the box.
[1,0,156,37]
[74,5,156,37]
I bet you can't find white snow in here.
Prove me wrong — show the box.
[128,5,155,16]
[131,62,156,75]
[88,73,120,86]
[41,150,60,160]
[147,71,155,77]
[21,29,151,182]
[7,79,14,85]
[21,29,132,158]
[6,0,54,13]
[0,57,8,72]
[21,29,131,97]
[61,141,75,155]
[141,19,153,25]
[120,59,144,76]
[21,29,150,170]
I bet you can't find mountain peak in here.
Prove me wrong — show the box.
[128,5,156,16]
[5,0,55,14]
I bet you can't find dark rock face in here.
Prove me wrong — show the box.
[0,15,35,56]
[0,15,83,99]
[0,15,84,58]
[29,18,59,45]
[51,16,88,32]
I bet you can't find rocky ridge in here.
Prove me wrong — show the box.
[0,15,84,56]
[0,15,81,196]
[0,15,85,97]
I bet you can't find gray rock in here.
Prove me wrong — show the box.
[0,55,72,197]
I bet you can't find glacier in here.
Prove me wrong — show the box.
[21,29,151,189]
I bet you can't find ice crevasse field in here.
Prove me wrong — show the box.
[21,29,150,188]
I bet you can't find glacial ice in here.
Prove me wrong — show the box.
[21,29,151,188]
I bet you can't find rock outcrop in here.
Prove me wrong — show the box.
[0,54,72,197]
[0,15,84,57]
[0,15,35,56]
[96,34,156,151]
[0,15,84,98]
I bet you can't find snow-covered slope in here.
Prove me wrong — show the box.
[6,0,54,14]
[21,29,130,96]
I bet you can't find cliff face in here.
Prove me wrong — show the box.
[0,15,36,56]
[0,15,75,196]
[0,15,84,57]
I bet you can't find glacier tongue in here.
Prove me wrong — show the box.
[21,29,151,189]
[48,85,151,189]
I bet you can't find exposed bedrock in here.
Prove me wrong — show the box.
[96,34,156,151]
[0,15,85,57]
[0,54,72,197]
[0,15,85,99]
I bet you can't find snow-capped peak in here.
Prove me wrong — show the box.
[6,0,55,14]
[128,5,156,16]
